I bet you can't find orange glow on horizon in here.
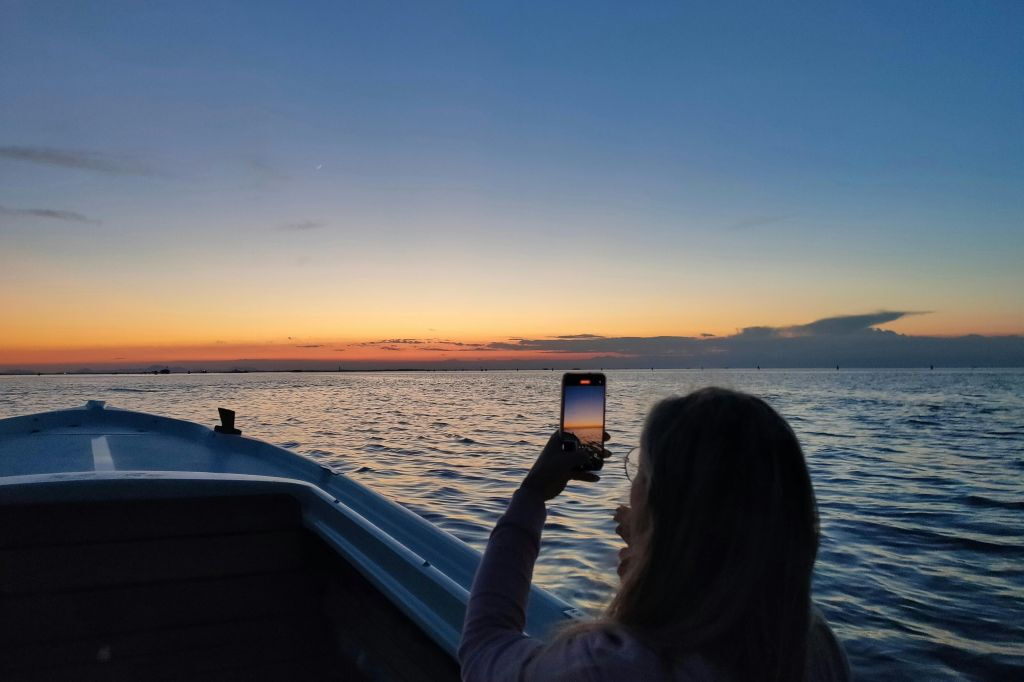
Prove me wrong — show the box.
[1,315,1022,369]
[0,341,605,367]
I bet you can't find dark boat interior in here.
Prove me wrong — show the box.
[0,494,461,681]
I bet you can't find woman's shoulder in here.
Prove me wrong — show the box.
[529,624,716,682]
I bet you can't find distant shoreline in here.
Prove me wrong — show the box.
[2,366,1020,376]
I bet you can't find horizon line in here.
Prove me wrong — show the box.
[3,366,1022,377]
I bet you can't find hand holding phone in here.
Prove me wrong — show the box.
[521,430,602,501]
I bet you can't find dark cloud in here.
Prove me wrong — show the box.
[475,312,1024,367]
[786,311,923,336]
[496,312,918,355]
[378,345,403,351]
[733,311,920,339]
[294,344,322,348]
[700,333,716,337]
[0,205,100,224]
[278,220,324,232]
[0,145,153,175]
[734,326,777,339]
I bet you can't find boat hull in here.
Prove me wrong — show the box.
[0,402,578,677]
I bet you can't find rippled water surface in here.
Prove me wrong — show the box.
[2,369,1022,679]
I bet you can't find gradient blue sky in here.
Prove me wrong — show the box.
[1,1,1022,366]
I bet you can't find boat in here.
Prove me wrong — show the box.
[0,401,579,680]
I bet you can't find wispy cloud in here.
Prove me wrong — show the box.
[294,344,322,348]
[726,214,793,231]
[278,220,325,232]
[485,336,698,355]
[351,338,502,352]
[0,205,101,224]
[0,145,153,175]
[417,341,502,351]
[246,157,290,185]
[354,338,425,346]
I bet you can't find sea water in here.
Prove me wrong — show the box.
[1,369,1021,679]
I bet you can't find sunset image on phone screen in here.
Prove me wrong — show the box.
[562,384,605,452]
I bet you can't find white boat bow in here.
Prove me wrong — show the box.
[0,401,578,680]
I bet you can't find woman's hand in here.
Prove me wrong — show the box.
[614,505,633,578]
[614,504,632,544]
[521,431,609,501]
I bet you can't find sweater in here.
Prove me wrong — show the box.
[459,487,852,681]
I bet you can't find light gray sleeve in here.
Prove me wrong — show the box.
[458,487,548,682]
[457,488,715,682]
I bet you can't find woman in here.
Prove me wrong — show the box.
[459,387,850,681]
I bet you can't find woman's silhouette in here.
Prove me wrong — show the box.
[459,387,850,681]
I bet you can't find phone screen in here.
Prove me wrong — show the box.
[561,373,606,454]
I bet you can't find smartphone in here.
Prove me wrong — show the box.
[560,372,606,469]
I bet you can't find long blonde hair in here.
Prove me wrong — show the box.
[558,388,820,681]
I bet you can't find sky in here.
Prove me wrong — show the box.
[1,1,1022,370]
[563,386,605,430]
